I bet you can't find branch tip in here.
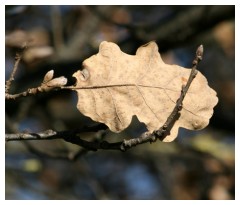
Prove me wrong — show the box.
[196,44,204,60]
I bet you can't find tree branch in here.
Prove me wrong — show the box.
[120,45,203,150]
[5,125,121,151]
[6,45,203,153]
[5,53,22,94]
[5,59,68,100]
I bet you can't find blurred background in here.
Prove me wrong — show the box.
[5,5,235,199]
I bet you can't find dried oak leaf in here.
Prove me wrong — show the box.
[72,41,218,142]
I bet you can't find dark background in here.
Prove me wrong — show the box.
[5,5,235,199]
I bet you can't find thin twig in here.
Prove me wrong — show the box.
[5,51,43,100]
[120,45,203,151]
[5,125,122,152]
[154,45,202,138]
[5,87,40,100]
[5,53,22,94]
[5,67,67,100]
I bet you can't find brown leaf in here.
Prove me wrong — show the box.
[72,41,218,142]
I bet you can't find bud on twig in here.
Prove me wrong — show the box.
[43,70,54,83]
[196,45,203,61]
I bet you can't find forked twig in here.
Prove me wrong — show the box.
[5,57,67,100]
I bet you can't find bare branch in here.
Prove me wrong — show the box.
[5,53,22,94]
[5,124,122,152]
[5,67,68,100]
[120,44,203,151]
[6,129,58,141]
